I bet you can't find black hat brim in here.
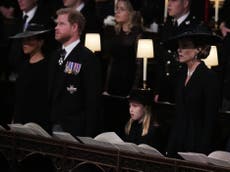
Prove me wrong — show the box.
[10,30,50,39]
[128,89,153,105]
[164,32,223,51]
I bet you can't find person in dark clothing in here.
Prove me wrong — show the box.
[124,89,163,153]
[11,23,52,133]
[8,0,55,80]
[165,24,222,158]
[140,0,164,29]
[219,0,230,152]
[219,0,230,110]
[49,8,102,137]
[102,0,143,97]
[154,0,199,103]
[0,0,20,80]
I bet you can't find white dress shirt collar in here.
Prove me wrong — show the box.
[76,2,85,12]
[23,6,38,23]
[62,39,80,60]
[177,12,190,26]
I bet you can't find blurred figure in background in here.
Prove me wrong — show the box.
[102,0,143,97]
[154,0,199,103]
[219,0,230,111]
[0,0,20,80]
[62,0,102,41]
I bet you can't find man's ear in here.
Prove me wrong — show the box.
[183,0,189,9]
[72,23,78,33]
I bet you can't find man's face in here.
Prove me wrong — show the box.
[63,0,79,8]
[18,0,37,12]
[55,14,75,44]
[168,0,188,18]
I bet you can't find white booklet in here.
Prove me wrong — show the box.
[78,132,124,150]
[79,132,163,157]
[137,143,164,157]
[52,131,81,143]
[178,151,230,168]
[8,122,51,138]
[94,132,124,144]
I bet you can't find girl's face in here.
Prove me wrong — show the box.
[129,101,145,121]
[115,1,130,24]
[22,36,43,55]
[177,39,199,64]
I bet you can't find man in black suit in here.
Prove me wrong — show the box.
[154,0,199,103]
[49,8,102,137]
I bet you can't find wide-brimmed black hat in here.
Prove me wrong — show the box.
[10,23,50,39]
[164,24,223,50]
[128,89,153,106]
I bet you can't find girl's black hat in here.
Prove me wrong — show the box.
[128,89,153,105]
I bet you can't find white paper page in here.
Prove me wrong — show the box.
[138,144,164,157]
[53,131,79,143]
[94,132,124,144]
[24,122,51,138]
[178,152,209,164]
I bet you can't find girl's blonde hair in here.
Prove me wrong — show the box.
[125,105,152,136]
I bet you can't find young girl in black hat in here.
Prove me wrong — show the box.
[124,89,163,152]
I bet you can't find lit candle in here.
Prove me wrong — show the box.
[143,58,147,81]
[114,0,117,13]
[164,0,168,20]
[214,0,219,22]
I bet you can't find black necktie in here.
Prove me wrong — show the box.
[173,20,178,27]
[58,49,66,66]
[22,14,28,30]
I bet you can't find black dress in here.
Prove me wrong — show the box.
[124,120,163,152]
[103,26,142,96]
[14,58,51,132]
[167,62,220,157]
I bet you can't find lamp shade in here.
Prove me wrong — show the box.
[137,39,154,58]
[84,33,101,52]
[203,45,218,68]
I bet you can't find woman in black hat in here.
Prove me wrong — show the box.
[11,23,52,133]
[124,89,163,152]
[165,24,222,158]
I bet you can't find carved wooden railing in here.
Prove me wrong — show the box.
[0,130,230,172]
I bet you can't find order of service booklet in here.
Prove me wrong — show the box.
[8,122,51,138]
[78,132,164,157]
[178,151,230,168]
